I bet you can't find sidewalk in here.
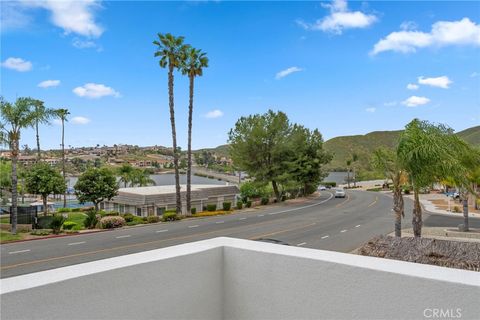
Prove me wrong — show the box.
[390,227,480,243]
[416,193,480,218]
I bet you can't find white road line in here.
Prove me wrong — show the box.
[321,235,329,239]
[115,235,131,239]
[215,221,224,224]
[67,241,85,246]
[258,214,264,217]
[268,212,277,215]
[8,249,30,254]
[156,229,168,233]
[297,242,306,246]
[188,225,199,228]
[239,217,246,220]
[355,225,361,228]
[340,229,347,233]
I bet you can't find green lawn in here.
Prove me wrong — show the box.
[0,231,23,242]
[0,217,9,224]
[65,213,87,226]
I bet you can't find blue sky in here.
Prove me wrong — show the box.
[1,0,479,150]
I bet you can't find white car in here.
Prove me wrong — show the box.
[335,188,346,198]
[319,185,326,191]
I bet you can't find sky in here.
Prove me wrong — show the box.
[1,0,479,150]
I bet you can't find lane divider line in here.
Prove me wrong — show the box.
[355,225,361,228]
[68,242,86,246]
[258,214,264,217]
[297,242,306,246]
[368,196,378,208]
[249,222,317,240]
[215,221,224,224]
[115,235,131,239]
[156,230,168,233]
[188,225,199,228]
[340,230,347,233]
[8,249,30,255]
[321,235,329,239]
[239,218,246,220]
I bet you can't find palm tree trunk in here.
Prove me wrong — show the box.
[186,75,194,216]
[168,63,182,215]
[62,118,67,208]
[11,139,19,234]
[36,120,41,162]
[393,178,404,237]
[353,167,356,188]
[43,195,48,216]
[462,196,469,231]
[347,169,350,188]
[412,189,422,237]
[272,180,280,202]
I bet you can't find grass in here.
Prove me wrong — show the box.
[64,213,87,227]
[0,217,9,224]
[0,230,24,242]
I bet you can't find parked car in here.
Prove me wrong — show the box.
[335,188,346,198]
[318,185,326,191]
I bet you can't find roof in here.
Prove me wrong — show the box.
[119,184,232,196]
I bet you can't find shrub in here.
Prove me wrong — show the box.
[323,182,337,188]
[105,211,119,217]
[236,200,243,210]
[100,216,126,229]
[147,216,160,223]
[206,204,217,212]
[71,207,81,212]
[240,181,269,202]
[30,229,51,236]
[202,206,207,211]
[122,213,135,223]
[163,211,179,221]
[281,195,287,202]
[62,221,77,230]
[246,200,252,208]
[37,216,53,229]
[191,207,197,215]
[261,197,269,205]
[57,208,71,213]
[50,215,66,234]
[72,224,82,231]
[84,210,99,229]
[222,202,231,211]
[453,206,461,213]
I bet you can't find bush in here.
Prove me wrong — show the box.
[30,229,51,236]
[191,207,197,215]
[122,213,135,223]
[71,207,81,212]
[163,211,179,222]
[57,208,71,213]
[84,210,99,229]
[323,182,337,188]
[72,224,82,231]
[62,221,77,230]
[453,206,461,213]
[206,204,217,212]
[104,211,119,216]
[50,215,66,234]
[281,195,287,202]
[236,200,243,210]
[240,181,269,202]
[222,202,231,211]
[99,216,126,229]
[261,197,269,205]
[246,200,252,208]
[37,216,53,229]
[147,216,160,223]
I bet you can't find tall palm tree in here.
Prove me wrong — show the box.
[56,108,70,208]
[346,159,352,188]
[154,33,187,215]
[351,153,358,188]
[117,163,134,187]
[180,46,209,215]
[0,97,37,234]
[131,169,156,187]
[32,100,55,162]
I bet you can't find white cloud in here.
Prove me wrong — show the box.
[418,76,452,89]
[22,0,103,38]
[71,116,91,125]
[402,96,430,107]
[1,57,32,72]
[406,83,419,90]
[297,0,377,34]
[204,109,224,119]
[400,21,417,31]
[38,79,60,88]
[470,72,478,78]
[365,107,376,113]
[371,18,480,55]
[275,67,303,79]
[73,83,120,99]
[72,38,97,49]
[383,101,398,107]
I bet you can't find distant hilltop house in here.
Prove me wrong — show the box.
[101,184,239,216]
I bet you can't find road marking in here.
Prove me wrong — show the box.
[368,196,378,208]
[239,217,246,220]
[340,229,347,233]
[67,241,86,246]
[297,242,306,246]
[268,212,277,215]
[335,193,350,208]
[321,235,329,239]
[258,214,264,217]
[156,230,168,233]
[355,225,361,228]
[8,249,30,255]
[249,222,317,240]
[215,221,224,224]
[188,225,199,228]
[115,235,131,239]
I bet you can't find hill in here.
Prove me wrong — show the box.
[457,125,480,146]
[193,144,229,157]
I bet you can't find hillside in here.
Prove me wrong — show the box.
[193,144,229,157]
[457,125,480,146]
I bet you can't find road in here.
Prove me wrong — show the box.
[1,190,478,278]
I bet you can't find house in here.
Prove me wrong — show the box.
[101,184,239,216]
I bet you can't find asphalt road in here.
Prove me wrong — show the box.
[1,190,478,278]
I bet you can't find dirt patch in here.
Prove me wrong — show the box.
[358,235,480,271]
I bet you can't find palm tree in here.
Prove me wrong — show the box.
[32,100,55,161]
[56,108,70,208]
[0,97,37,234]
[351,153,358,188]
[180,46,209,215]
[131,169,156,187]
[153,33,188,215]
[117,163,134,187]
[372,148,406,237]
[346,159,352,188]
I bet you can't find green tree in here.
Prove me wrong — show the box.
[117,163,134,187]
[180,46,209,215]
[74,167,118,211]
[56,108,70,208]
[154,33,188,214]
[1,97,37,234]
[0,160,11,199]
[130,169,156,187]
[372,147,406,237]
[32,100,56,161]
[351,153,359,188]
[25,163,66,215]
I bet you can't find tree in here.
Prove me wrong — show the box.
[397,119,469,237]
[74,167,118,211]
[351,153,359,188]
[0,160,11,199]
[130,169,156,187]
[372,147,406,237]
[117,163,134,187]
[346,159,352,188]
[56,108,70,208]
[32,100,56,161]
[180,46,209,215]
[154,33,188,215]
[0,97,37,234]
[25,163,66,216]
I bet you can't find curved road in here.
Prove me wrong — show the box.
[1,190,478,278]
